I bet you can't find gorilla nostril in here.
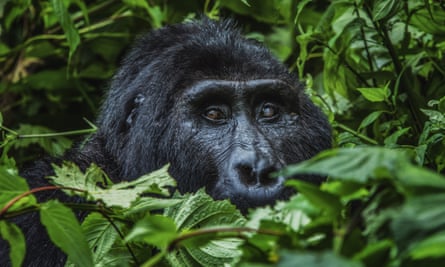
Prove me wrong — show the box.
[237,164,279,187]
[259,166,278,186]
[238,165,256,186]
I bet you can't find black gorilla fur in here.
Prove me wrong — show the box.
[0,18,331,266]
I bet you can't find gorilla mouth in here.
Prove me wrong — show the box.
[210,176,294,213]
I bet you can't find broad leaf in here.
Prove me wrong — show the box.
[280,147,407,183]
[409,231,445,259]
[0,221,25,267]
[357,87,389,102]
[40,200,94,267]
[0,166,35,210]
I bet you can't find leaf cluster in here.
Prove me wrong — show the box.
[1,0,445,266]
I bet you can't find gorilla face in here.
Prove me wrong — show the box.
[94,18,331,212]
[172,79,303,210]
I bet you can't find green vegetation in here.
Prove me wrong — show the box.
[1,0,445,266]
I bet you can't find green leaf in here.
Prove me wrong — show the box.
[357,87,389,102]
[278,250,364,267]
[164,190,245,266]
[50,0,80,62]
[280,147,407,183]
[48,163,175,208]
[92,165,175,208]
[384,127,410,147]
[358,111,384,130]
[14,124,72,156]
[0,166,35,210]
[49,162,107,193]
[390,194,445,252]
[372,0,401,21]
[352,240,393,266]
[286,180,342,217]
[82,212,121,263]
[125,215,178,250]
[40,200,94,267]
[123,197,183,216]
[409,231,445,259]
[0,221,25,267]
[394,164,445,195]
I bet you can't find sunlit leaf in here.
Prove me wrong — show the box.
[357,87,389,102]
[286,180,342,217]
[0,166,35,210]
[126,215,177,250]
[409,231,445,259]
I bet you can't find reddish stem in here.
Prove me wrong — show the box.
[0,185,85,217]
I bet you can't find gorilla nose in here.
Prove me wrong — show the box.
[236,159,279,187]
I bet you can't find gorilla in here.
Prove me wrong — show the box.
[0,18,331,266]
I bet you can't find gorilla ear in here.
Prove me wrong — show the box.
[125,93,146,126]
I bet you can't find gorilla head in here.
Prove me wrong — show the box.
[86,18,331,212]
[0,18,332,267]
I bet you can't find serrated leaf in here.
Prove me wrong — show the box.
[164,190,245,266]
[0,221,25,267]
[48,163,175,208]
[82,212,120,263]
[40,200,93,267]
[91,165,175,208]
[48,162,108,193]
[125,215,177,250]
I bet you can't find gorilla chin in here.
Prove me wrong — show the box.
[0,17,331,266]
[210,174,293,213]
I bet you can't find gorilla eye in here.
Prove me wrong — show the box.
[259,103,280,120]
[203,107,227,123]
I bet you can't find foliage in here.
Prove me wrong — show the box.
[1,0,445,266]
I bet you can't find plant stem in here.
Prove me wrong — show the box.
[334,122,379,145]
[168,226,282,252]
[17,128,96,139]
[0,186,86,218]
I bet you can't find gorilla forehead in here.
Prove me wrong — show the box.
[129,19,290,89]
